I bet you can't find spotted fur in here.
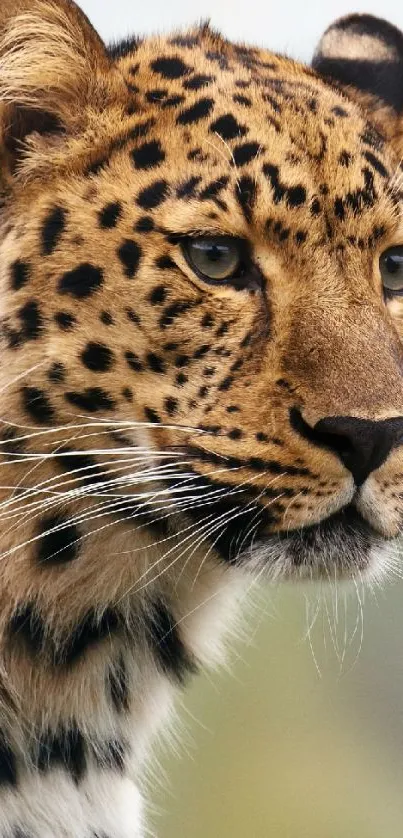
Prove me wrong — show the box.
[0,3,403,835]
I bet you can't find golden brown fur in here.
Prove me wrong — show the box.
[0,2,402,835]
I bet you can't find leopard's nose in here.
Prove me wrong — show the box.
[290,409,403,486]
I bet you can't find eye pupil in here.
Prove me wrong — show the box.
[182,236,243,283]
[380,246,403,294]
[386,255,401,274]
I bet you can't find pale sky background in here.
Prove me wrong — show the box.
[80,0,403,61]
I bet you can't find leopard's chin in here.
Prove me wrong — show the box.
[247,505,400,583]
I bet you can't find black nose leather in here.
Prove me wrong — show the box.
[290,409,403,486]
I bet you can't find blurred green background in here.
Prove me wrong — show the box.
[153,580,403,837]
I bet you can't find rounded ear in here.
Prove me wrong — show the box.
[313,15,403,119]
[0,0,124,177]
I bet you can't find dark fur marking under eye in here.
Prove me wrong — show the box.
[58,264,103,299]
[81,342,114,372]
[22,387,54,424]
[118,240,141,278]
[177,98,214,125]
[42,206,67,255]
[10,260,30,291]
[151,56,191,79]
[131,140,165,170]
[210,113,247,140]
[65,388,115,412]
[37,514,80,565]
[137,180,169,210]
[98,202,122,229]
[35,727,86,784]
[146,600,196,683]
[160,300,199,329]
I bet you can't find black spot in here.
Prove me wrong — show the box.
[162,95,185,109]
[57,609,121,666]
[175,354,190,368]
[37,514,80,565]
[147,353,165,374]
[122,387,133,402]
[135,215,154,232]
[263,164,306,207]
[0,733,17,787]
[10,260,30,291]
[165,397,178,416]
[170,35,199,48]
[42,206,67,255]
[218,375,234,391]
[0,427,25,461]
[22,387,54,424]
[137,180,169,210]
[233,142,260,166]
[175,372,187,386]
[146,600,196,683]
[54,311,76,330]
[193,343,211,359]
[81,342,114,372]
[233,94,251,107]
[363,150,389,178]
[132,140,165,171]
[65,388,115,413]
[118,239,141,278]
[156,255,176,270]
[18,300,42,341]
[58,264,103,298]
[159,300,196,329]
[149,285,167,305]
[48,362,65,383]
[98,202,122,229]
[100,311,114,326]
[200,176,229,202]
[125,351,143,372]
[36,727,86,783]
[108,654,129,713]
[177,98,214,125]
[236,176,256,224]
[126,307,141,326]
[177,176,202,198]
[151,56,191,79]
[184,74,214,90]
[146,88,168,103]
[210,113,247,140]
[311,198,321,215]
[295,230,307,245]
[201,313,214,328]
[228,428,243,440]
[144,407,160,424]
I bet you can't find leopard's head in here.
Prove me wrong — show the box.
[1,3,403,585]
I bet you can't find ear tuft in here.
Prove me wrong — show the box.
[313,14,403,113]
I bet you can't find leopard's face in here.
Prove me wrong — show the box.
[2,7,403,584]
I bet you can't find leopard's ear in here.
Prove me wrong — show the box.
[0,0,125,177]
[313,14,403,142]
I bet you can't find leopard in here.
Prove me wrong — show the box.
[0,2,402,835]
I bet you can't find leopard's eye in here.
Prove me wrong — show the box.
[182,236,243,283]
[380,246,403,295]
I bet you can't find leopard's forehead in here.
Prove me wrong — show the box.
[94,29,399,254]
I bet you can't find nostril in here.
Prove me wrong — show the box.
[289,407,403,486]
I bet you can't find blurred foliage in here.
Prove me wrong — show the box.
[153,580,403,837]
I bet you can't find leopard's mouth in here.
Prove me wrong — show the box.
[248,504,397,581]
